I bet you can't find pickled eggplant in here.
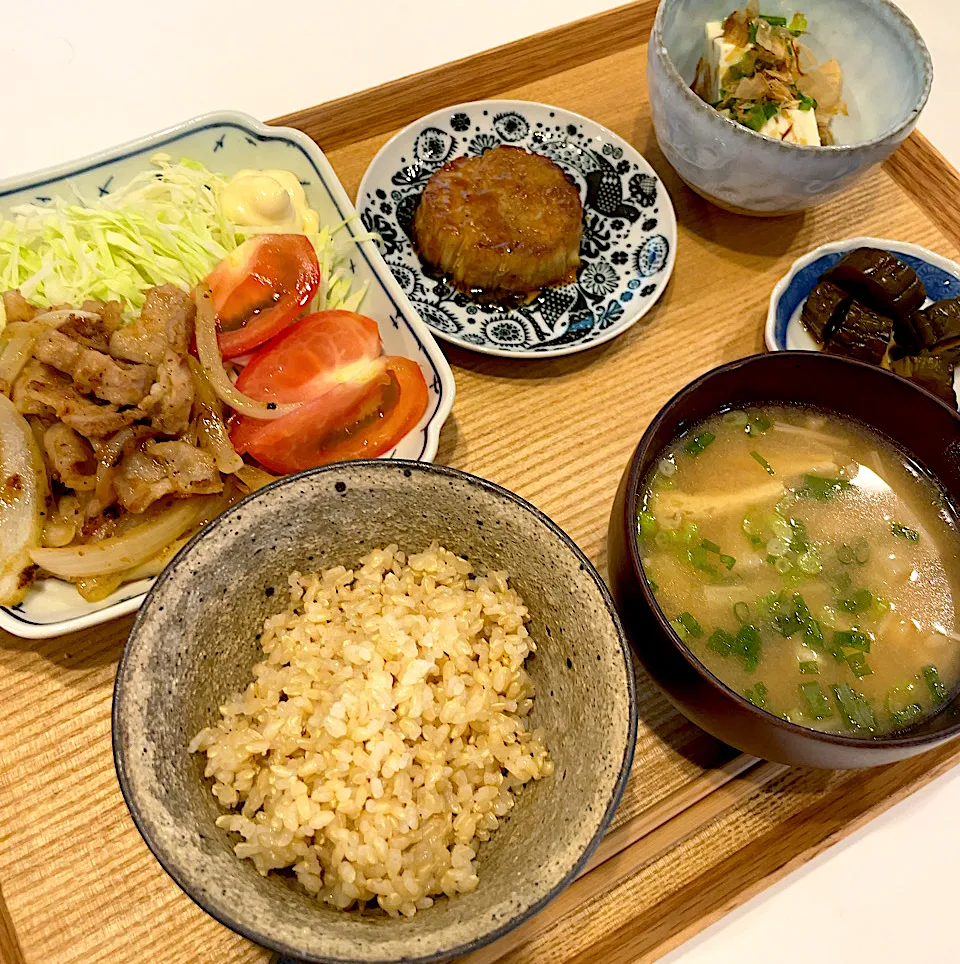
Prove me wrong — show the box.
[893,296,960,360]
[825,300,893,365]
[890,352,958,407]
[822,247,926,319]
[801,281,851,344]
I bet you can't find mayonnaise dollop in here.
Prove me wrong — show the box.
[221,169,319,233]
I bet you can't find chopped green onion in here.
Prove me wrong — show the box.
[833,683,876,731]
[797,549,822,575]
[708,628,735,657]
[838,589,874,614]
[797,93,816,110]
[700,539,721,553]
[833,629,872,653]
[639,511,658,540]
[760,13,788,25]
[797,475,852,501]
[750,451,775,475]
[745,413,772,435]
[647,578,659,592]
[836,544,855,565]
[799,660,820,675]
[742,102,780,131]
[788,519,809,553]
[854,538,870,565]
[735,624,762,672]
[832,571,852,593]
[684,432,716,456]
[891,522,920,542]
[672,612,703,640]
[748,21,758,44]
[719,553,737,571]
[923,665,948,704]
[803,618,825,652]
[845,651,873,679]
[744,682,768,708]
[722,410,749,428]
[788,11,808,34]
[799,681,833,719]
[688,546,719,576]
[891,701,924,728]
[733,601,752,625]
[770,592,811,638]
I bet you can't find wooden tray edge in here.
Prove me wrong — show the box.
[270,0,653,152]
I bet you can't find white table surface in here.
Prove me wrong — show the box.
[3,1,958,960]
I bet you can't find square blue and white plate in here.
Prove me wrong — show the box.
[0,110,455,639]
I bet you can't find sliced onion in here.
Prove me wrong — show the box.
[187,357,244,473]
[235,463,280,492]
[194,286,299,421]
[29,309,102,325]
[0,395,44,604]
[30,493,221,579]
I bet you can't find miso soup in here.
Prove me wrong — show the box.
[638,405,960,735]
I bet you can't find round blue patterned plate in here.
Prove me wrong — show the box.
[357,100,677,358]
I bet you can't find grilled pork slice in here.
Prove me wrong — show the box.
[412,146,582,298]
[109,284,195,364]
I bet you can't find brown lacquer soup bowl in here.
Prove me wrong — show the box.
[608,351,960,768]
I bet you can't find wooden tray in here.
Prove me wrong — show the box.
[3,3,960,963]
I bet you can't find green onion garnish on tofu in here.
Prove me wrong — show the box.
[750,451,775,475]
[798,92,817,110]
[760,13,788,26]
[833,684,876,731]
[684,432,716,456]
[800,681,833,719]
[891,522,920,542]
[788,12,808,35]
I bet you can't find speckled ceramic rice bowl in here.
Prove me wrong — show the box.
[113,460,637,964]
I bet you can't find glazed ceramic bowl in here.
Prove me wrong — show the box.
[647,0,932,214]
[114,461,637,964]
[607,352,960,768]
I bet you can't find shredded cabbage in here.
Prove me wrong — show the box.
[0,153,367,328]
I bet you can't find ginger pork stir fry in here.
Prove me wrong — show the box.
[0,286,273,603]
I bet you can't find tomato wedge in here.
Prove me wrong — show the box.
[207,234,321,358]
[230,312,429,474]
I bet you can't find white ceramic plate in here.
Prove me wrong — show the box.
[357,100,678,358]
[0,110,455,639]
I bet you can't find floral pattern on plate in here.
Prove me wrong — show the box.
[358,101,678,358]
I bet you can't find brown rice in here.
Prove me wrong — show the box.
[189,544,552,917]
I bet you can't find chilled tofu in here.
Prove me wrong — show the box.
[703,21,746,101]
[759,108,821,146]
[702,20,822,145]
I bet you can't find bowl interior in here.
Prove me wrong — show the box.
[628,353,960,749]
[114,462,635,963]
[659,0,930,146]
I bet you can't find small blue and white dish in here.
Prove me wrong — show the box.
[766,236,960,398]
[357,101,677,358]
[0,110,455,639]
[648,0,932,214]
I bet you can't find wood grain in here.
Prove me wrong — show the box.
[2,3,960,963]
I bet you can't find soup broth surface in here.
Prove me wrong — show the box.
[639,405,960,735]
